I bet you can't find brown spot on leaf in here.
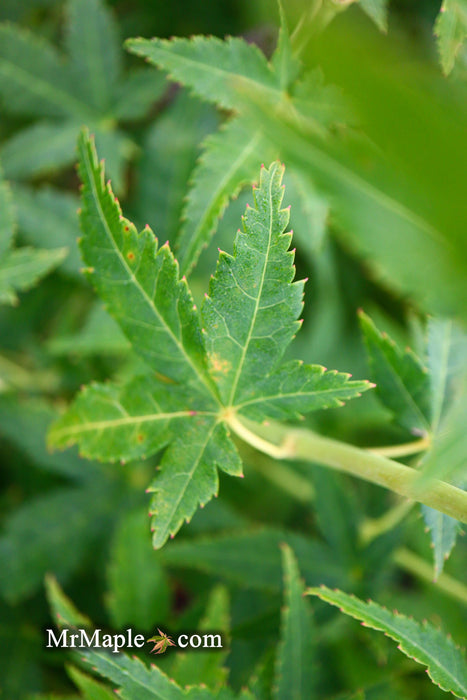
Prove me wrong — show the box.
[209,353,231,376]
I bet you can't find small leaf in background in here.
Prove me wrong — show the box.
[66,665,115,700]
[0,482,115,603]
[133,90,218,248]
[12,184,82,277]
[47,302,130,357]
[0,172,66,305]
[359,313,466,574]
[1,121,79,181]
[358,310,431,436]
[0,169,16,255]
[176,115,271,275]
[171,586,230,690]
[0,0,166,192]
[160,529,350,592]
[359,0,389,32]
[106,509,170,630]
[273,545,315,700]
[308,586,467,699]
[421,503,463,581]
[435,0,467,74]
[126,35,279,112]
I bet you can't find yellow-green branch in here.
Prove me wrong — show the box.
[228,416,467,524]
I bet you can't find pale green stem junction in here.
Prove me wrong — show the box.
[360,500,415,544]
[227,415,467,525]
[367,437,431,458]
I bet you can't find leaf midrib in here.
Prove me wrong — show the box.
[83,142,217,403]
[129,38,281,110]
[0,57,93,119]
[155,421,217,545]
[227,166,276,406]
[372,346,430,434]
[86,651,181,700]
[313,591,467,696]
[52,410,215,439]
[234,382,367,411]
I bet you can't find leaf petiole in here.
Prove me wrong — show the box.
[228,415,467,524]
[366,436,431,458]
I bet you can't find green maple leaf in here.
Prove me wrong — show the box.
[126,19,349,274]
[48,129,371,548]
[308,587,467,699]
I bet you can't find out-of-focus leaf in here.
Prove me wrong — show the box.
[271,0,301,90]
[273,545,315,700]
[126,35,279,112]
[0,396,100,479]
[13,184,82,276]
[177,116,270,274]
[1,122,78,179]
[171,586,229,690]
[426,318,467,434]
[48,303,130,356]
[0,171,15,256]
[66,0,121,112]
[92,127,137,196]
[237,19,467,323]
[284,169,329,258]
[308,587,467,699]
[134,91,218,245]
[0,482,114,602]
[421,503,463,580]
[435,0,467,74]
[0,24,90,118]
[359,0,389,32]
[0,246,67,305]
[359,314,465,574]
[67,665,115,700]
[359,311,431,435]
[112,68,167,121]
[160,529,350,591]
[106,509,170,630]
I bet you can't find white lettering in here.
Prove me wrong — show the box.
[190,634,202,648]
[69,633,80,648]
[46,628,68,648]
[178,634,189,648]
[102,634,113,649]
[203,634,222,648]
[134,634,145,647]
[113,634,126,654]
[80,629,100,647]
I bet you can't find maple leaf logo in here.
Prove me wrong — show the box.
[146,628,176,654]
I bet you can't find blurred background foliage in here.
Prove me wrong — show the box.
[0,0,466,698]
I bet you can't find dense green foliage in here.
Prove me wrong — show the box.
[0,1,466,699]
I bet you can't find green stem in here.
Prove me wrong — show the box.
[393,548,467,606]
[367,437,431,458]
[360,501,415,544]
[251,454,314,503]
[0,354,59,394]
[228,416,467,524]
